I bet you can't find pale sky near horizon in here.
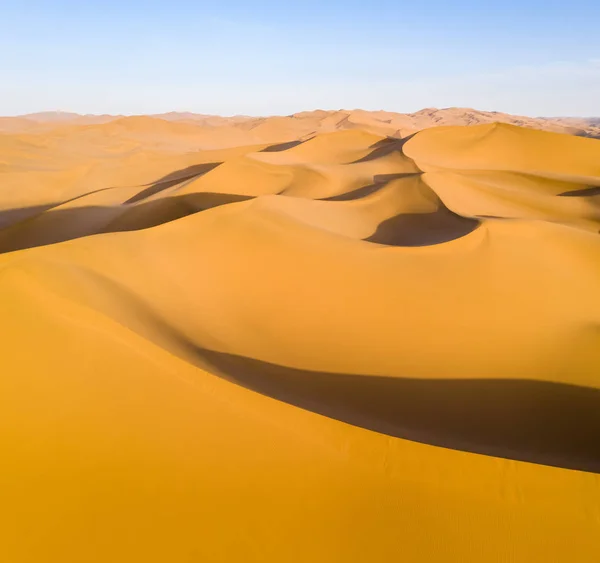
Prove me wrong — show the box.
[1,0,599,117]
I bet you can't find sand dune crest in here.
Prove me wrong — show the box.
[1,114,599,562]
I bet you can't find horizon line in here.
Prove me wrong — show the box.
[3,107,598,120]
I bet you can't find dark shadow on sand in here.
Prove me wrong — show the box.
[558,186,600,197]
[321,173,422,202]
[195,349,600,474]
[0,204,55,230]
[352,133,418,163]
[365,207,480,246]
[0,192,252,254]
[575,131,600,140]
[77,270,600,475]
[125,162,223,204]
[260,139,307,152]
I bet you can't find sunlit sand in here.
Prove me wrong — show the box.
[1,110,599,562]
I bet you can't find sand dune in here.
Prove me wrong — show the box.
[3,106,600,138]
[1,112,599,562]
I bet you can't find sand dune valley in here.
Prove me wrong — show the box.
[1,107,600,562]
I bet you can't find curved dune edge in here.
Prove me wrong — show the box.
[1,120,600,562]
[11,253,597,473]
[195,349,600,474]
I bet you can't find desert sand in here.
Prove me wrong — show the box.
[2,107,600,138]
[1,110,599,562]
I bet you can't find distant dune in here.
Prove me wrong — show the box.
[2,107,599,138]
[1,111,599,562]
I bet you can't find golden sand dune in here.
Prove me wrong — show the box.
[4,106,600,138]
[1,114,600,562]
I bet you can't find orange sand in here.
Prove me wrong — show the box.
[1,111,599,562]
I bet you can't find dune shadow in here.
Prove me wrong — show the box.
[73,271,600,475]
[110,192,251,232]
[193,349,600,474]
[260,139,307,152]
[575,131,600,140]
[125,162,222,204]
[0,192,252,254]
[0,204,55,230]
[558,186,600,197]
[352,133,418,164]
[365,207,480,246]
[321,173,422,202]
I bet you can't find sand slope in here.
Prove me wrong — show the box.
[0,116,599,562]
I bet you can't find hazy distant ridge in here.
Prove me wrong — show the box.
[5,108,599,139]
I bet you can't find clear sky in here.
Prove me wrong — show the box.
[1,0,598,117]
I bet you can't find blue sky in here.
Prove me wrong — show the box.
[1,0,598,116]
